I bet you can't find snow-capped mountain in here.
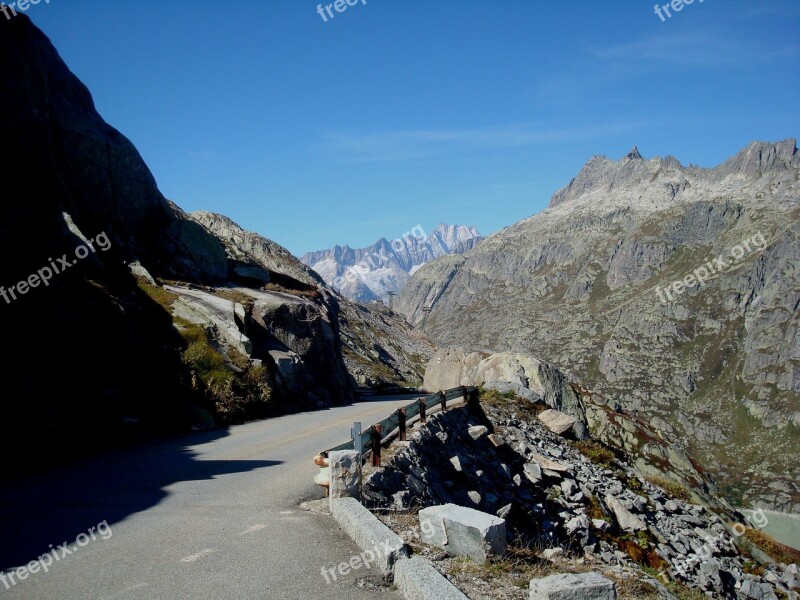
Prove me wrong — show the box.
[301,224,482,303]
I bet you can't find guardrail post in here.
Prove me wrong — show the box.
[371,424,383,466]
[420,398,427,424]
[462,385,477,408]
[352,422,362,455]
[398,408,407,441]
[440,391,447,412]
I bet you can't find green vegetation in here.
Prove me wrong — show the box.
[177,318,272,423]
[646,475,693,502]
[586,495,605,521]
[137,279,273,424]
[479,387,519,403]
[575,439,617,468]
[641,567,707,600]
[137,279,179,309]
[214,289,255,306]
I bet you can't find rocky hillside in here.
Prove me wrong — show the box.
[398,142,800,514]
[186,211,438,390]
[302,223,482,303]
[0,15,429,465]
[365,391,800,599]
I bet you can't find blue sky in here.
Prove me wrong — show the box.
[29,0,800,255]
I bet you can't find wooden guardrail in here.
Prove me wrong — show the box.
[320,386,479,467]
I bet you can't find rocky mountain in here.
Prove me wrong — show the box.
[398,141,800,514]
[0,15,431,465]
[301,223,483,303]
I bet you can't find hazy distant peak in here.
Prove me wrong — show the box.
[301,224,483,303]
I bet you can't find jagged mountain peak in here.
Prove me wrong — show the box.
[548,139,797,210]
[713,138,799,179]
[625,145,643,160]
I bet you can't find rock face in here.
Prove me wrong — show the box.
[399,142,800,513]
[424,348,588,437]
[0,16,435,465]
[301,224,482,303]
[364,398,796,599]
[0,14,231,464]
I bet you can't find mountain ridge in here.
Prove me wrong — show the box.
[398,139,800,513]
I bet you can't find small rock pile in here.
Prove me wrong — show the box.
[364,400,798,599]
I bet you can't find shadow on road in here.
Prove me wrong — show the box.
[0,428,282,571]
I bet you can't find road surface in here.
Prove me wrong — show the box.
[0,397,417,599]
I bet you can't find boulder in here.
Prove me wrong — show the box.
[538,409,578,436]
[529,572,617,600]
[419,504,506,564]
[528,453,571,473]
[605,495,647,531]
[524,462,543,484]
[468,425,489,440]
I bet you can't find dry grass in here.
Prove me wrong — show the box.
[575,439,617,467]
[263,282,321,300]
[607,572,661,599]
[214,289,255,306]
[646,475,693,502]
[743,527,800,565]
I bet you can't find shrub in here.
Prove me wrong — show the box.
[575,440,617,467]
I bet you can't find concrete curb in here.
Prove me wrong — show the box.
[330,497,408,576]
[329,498,470,599]
[394,556,469,600]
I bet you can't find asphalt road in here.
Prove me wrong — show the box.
[0,397,417,599]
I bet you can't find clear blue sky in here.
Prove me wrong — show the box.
[29,0,799,255]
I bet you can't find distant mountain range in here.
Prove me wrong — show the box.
[301,224,483,303]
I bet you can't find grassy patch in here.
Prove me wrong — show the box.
[586,495,606,521]
[214,289,255,306]
[176,319,273,424]
[641,567,707,600]
[646,475,693,502]
[447,546,588,589]
[575,440,617,468]
[479,388,545,419]
[263,281,321,300]
[137,280,179,309]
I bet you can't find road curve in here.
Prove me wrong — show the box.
[0,397,416,599]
